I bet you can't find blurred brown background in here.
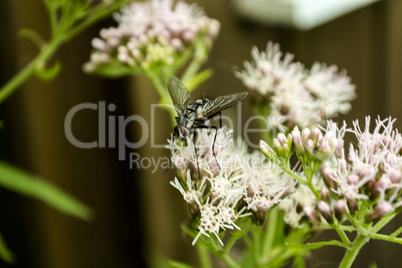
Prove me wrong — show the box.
[0,0,401,267]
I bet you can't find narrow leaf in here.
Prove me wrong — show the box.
[168,260,194,268]
[0,161,92,220]
[18,28,45,49]
[0,232,14,263]
[287,240,347,249]
[35,61,62,81]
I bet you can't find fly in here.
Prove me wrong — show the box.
[167,76,248,177]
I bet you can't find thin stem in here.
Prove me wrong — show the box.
[181,39,207,87]
[220,253,240,268]
[339,234,368,268]
[251,227,262,264]
[0,2,127,105]
[196,243,212,268]
[282,167,308,186]
[390,225,402,237]
[262,207,278,259]
[0,39,61,105]
[334,227,351,247]
[368,233,402,244]
[223,223,252,254]
[62,2,127,43]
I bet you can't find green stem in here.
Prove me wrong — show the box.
[0,38,61,105]
[180,40,207,88]
[339,234,368,268]
[282,167,308,187]
[220,253,240,268]
[340,212,396,267]
[391,225,402,237]
[334,227,351,247]
[196,243,212,268]
[262,207,278,259]
[251,227,262,264]
[369,233,402,244]
[223,223,252,254]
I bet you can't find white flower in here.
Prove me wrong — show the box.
[304,63,356,115]
[244,166,295,212]
[279,179,320,228]
[192,199,248,246]
[236,42,356,132]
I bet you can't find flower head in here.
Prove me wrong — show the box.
[168,127,295,244]
[84,0,220,76]
[236,42,356,132]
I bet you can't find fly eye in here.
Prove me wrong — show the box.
[179,127,189,137]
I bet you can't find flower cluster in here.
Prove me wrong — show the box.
[263,117,402,228]
[167,127,295,245]
[84,0,220,76]
[236,42,356,132]
[320,117,402,222]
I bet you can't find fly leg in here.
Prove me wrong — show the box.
[195,125,221,171]
[192,130,202,179]
[164,133,175,175]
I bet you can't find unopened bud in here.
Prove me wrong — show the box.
[292,126,304,156]
[304,207,320,223]
[318,201,333,223]
[321,164,337,189]
[321,187,330,203]
[388,168,401,183]
[365,200,394,222]
[347,198,358,214]
[260,140,276,162]
[334,200,346,221]
[347,174,359,185]
[373,174,392,196]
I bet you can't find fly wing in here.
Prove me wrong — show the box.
[167,76,191,115]
[198,92,248,119]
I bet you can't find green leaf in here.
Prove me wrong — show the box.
[0,232,15,263]
[86,60,142,78]
[168,260,194,268]
[18,28,45,49]
[0,161,92,221]
[287,240,347,250]
[35,61,62,81]
[186,69,214,92]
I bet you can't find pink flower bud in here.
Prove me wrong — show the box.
[318,201,333,223]
[334,200,346,221]
[321,164,337,189]
[347,198,358,214]
[321,187,330,203]
[388,168,401,183]
[304,207,319,223]
[347,174,359,185]
[365,200,394,221]
[260,140,276,162]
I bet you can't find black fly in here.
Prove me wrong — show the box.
[168,76,248,177]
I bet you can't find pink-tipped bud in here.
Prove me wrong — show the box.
[334,200,346,221]
[388,168,401,183]
[321,187,330,203]
[260,140,276,162]
[318,201,333,223]
[365,200,394,222]
[310,128,321,140]
[304,207,319,223]
[321,164,337,189]
[347,174,359,185]
[347,198,358,214]
[292,126,304,156]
